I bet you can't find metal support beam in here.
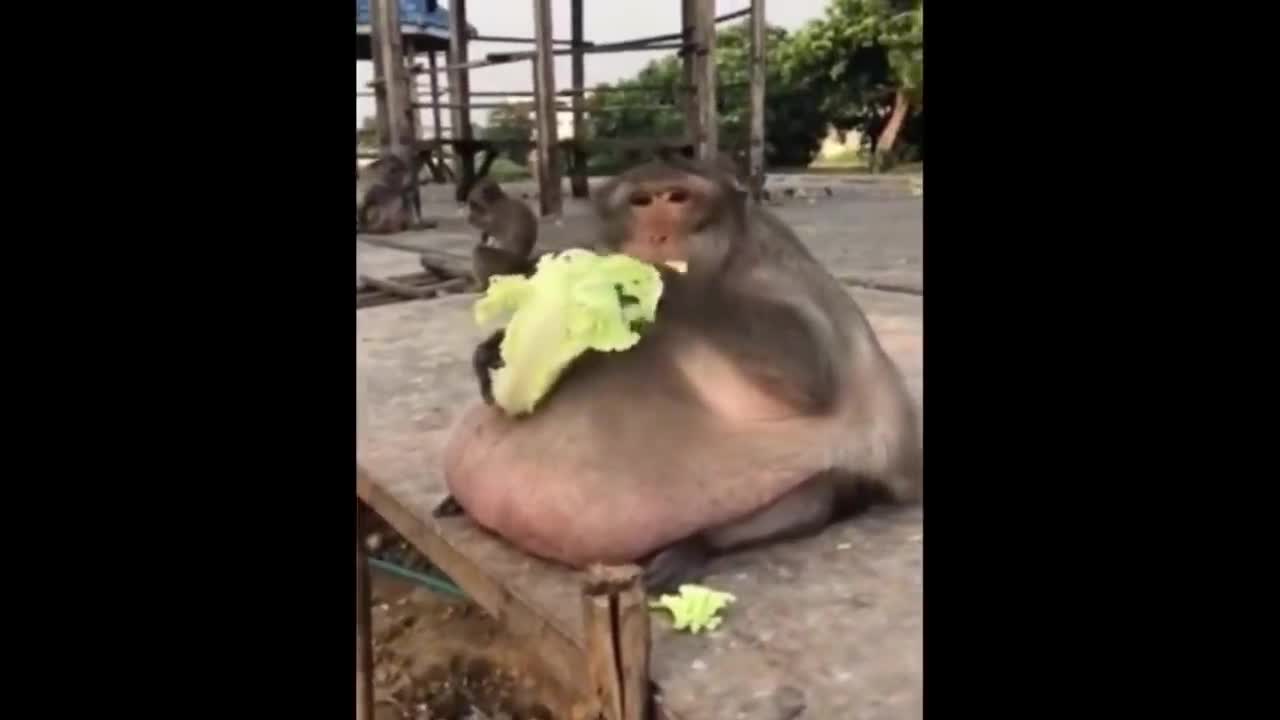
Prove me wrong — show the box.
[570,0,588,198]
[447,0,476,201]
[748,0,767,201]
[532,0,562,216]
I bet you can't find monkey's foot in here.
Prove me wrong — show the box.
[643,539,710,595]
[432,494,465,518]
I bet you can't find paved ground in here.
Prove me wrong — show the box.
[357,176,924,720]
[357,174,922,293]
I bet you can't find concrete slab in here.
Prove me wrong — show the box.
[357,286,922,720]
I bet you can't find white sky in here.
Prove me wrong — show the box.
[356,0,827,130]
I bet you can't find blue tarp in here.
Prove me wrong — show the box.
[355,0,450,33]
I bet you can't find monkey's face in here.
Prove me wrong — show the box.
[466,181,507,230]
[467,199,491,229]
[605,171,723,266]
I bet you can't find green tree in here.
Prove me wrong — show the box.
[357,115,379,150]
[779,0,923,169]
[585,57,688,173]
[715,22,827,167]
[585,22,825,170]
[579,0,924,172]
[481,101,535,164]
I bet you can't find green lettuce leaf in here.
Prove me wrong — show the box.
[473,249,663,416]
[649,584,738,634]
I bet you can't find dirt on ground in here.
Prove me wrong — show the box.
[362,508,573,720]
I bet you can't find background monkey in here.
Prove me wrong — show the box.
[463,178,538,289]
[356,151,423,234]
[441,155,921,592]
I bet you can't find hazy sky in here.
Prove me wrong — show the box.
[356,0,828,129]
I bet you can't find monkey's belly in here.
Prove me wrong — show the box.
[441,399,836,567]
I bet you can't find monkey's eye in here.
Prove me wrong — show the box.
[628,191,653,207]
[667,189,689,204]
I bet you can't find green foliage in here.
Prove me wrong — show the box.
[482,102,535,165]
[718,23,827,167]
[356,115,379,150]
[583,23,826,170]
[487,157,531,182]
[585,57,689,173]
[502,0,925,173]
[779,0,923,157]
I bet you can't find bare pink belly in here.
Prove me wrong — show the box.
[441,398,826,567]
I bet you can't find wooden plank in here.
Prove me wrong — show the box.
[617,577,652,720]
[417,247,474,279]
[473,34,582,46]
[357,275,467,300]
[582,578,624,720]
[414,101,571,110]
[693,0,718,161]
[355,532,375,720]
[748,0,767,202]
[569,0,589,199]
[531,0,563,217]
[355,465,590,709]
[446,0,476,201]
[354,238,473,281]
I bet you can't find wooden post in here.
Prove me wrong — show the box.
[404,46,424,219]
[748,0,767,202]
[581,565,651,720]
[370,0,415,156]
[426,50,444,143]
[680,0,698,146]
[693,0,718,161]
[569,0,589,198]
[406,47,421,144]
[447,0,476,201]
[424,50,447,183]
[582,588,624,720]
[532,0,563,216]
[616,579,652,720]
[356,535,375,720]
[368,0,393,149]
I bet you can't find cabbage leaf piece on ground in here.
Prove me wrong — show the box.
[473,249,664,416]
[649,584,738,634]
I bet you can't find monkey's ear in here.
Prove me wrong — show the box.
[591,176,630,215]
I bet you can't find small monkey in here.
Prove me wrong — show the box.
[440,155,922,592]
[356,151,422,234]
[464,178,538,289]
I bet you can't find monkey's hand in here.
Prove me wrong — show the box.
[472,329,506,405]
